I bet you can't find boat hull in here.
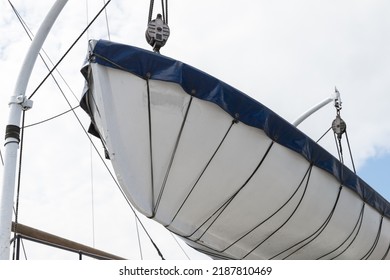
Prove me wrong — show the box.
[81,40,390,259]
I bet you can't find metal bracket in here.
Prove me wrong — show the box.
[333,87,342,112]
[9,95,34,111]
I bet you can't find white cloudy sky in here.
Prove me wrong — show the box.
[0,0,389,260]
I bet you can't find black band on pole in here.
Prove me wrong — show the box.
[5,125,21,142]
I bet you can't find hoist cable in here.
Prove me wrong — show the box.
[334,132,343,165]
[148,0,168,23]
[165,0,168,24]
[161,0,166,23]
[345,130,357,174]
[148,0,154,22]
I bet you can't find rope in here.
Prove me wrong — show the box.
[168,118,237,226]
[218,155,311,253]
[317,203,365,259]
[330,204,365,259]
[242,164,313,259]
[277,185,343,259]
[381,236,390,260]
[153,95,193,216]
[90,143,96,248]
[172,144,312,257]
[361,216,383,259]
[146,78,155,210]
[172,141,274,241]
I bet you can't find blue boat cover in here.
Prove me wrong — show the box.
[81,39,390,218]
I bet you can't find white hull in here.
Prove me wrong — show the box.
[81,40,390,259]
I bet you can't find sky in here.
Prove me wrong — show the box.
[0,0,389,260]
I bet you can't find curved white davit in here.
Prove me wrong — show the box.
[81,40,390,260]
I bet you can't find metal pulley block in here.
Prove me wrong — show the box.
[332,114,347,139]
[145,14,170,52]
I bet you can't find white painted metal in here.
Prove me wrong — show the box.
[0,0,68,260]
[292,90,341,127]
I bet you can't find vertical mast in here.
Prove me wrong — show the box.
[0,0,68,260]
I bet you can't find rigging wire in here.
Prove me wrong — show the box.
[23,106,80,128]
[8,0,166,260]
[19,238,28,260]
[345,130,357,174]
[102,0,111,40]
[90,143,96,248]
[86,0,90,39]
[85,2,96,250]
[170,233,190,260]
[316,127,332,143]
[134,216,143,260]
[8,0,80,104]
[28,0,112,100]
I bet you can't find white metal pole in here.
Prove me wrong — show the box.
[0,0,68,260]
[292,89,340,127]
[292,97,333,127]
